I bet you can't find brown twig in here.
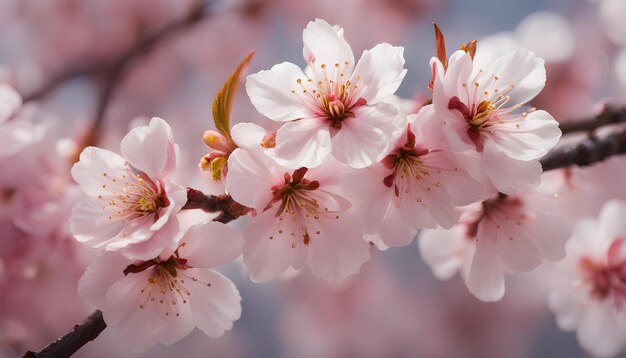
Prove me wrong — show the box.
[541,127,626,171]
[22,186,250,357]
[23,310,106,358]
[182,188,251,223]
[559,104,626,134]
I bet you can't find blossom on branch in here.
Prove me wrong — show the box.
[342,110,490,248]
[246,18,407,169]
[420,193,570,301]
[226,145,370,282]
[428,47,562,193]
[548,200,626,358]
[78,220,243,353]
[70,117,187,260]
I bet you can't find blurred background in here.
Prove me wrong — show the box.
[1,0,625,357]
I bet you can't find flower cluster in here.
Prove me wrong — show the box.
[54,16,624,357]
[71,117,243,352]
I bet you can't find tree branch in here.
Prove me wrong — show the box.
[182,188,251,223]
[23,1,212,105]
[22,186,250,357]
[23,310,106,358]
[559,104,626,134]
[541,127,626,171]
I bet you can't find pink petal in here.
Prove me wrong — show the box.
[226,147,283,210]
[302,19,355,74]
[307,212,370,281]
[120,117,178,181]
[71,146,127,197]
[480,48,546,104]
[78,251,128,308]
[331,103,403,168]
[274,118,332,169]
[482,141,542,194]
[180,221,243,268]
[494,218,543,272]
[243,207,293,282]
[121,216,182,261]
[246,62,315,122]
[231,122,267,148]
[188,269,242,337]
[70,199,125,248]
[467,222,506,301]
[489,110,561,161]
[419,226,470,280]
[351,43,406,104]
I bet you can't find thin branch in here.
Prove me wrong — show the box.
[23,310,106,358]
[23,1,211,104]
[91,0,211,135]
[541,127,626,171]
[559,104,626,134]
[182,188,251,223]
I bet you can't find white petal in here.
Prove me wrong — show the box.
[120,117,178,181]
[598,200,626,243]
[70,199,125,248]
[466,222,506,302]
[274,118,332,169]
[527,213,569,261]
[577,304,626,358]
[246,62,315,122]
[188,269,242,338]
[419,226,470,280]
[71,146,127,197]
[490,110,561,161]
[307,213,370,281]
[495,218,543,272]
[442,51,474,102]
[331,103,403,168]
[480,48,546,104]
[351,43,406,104]
[180,221,243,268]
[231,122,267,148]
[302,19,355,73]
[243,207,293,282]
[482,141,542,194]
[225,147,283,210]
[376,206,417,247]
[77,251,128,308]
[105,270,168,353]
[121,216,182,261]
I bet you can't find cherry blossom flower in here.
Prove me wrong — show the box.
[246,18,407,169]
[420,193,570,301]
[70,117,187,260]
[342,110,490,248]
[548,200,626,358]
[225,145,370,282]
[78,220,243,353]
[429,48,561,194]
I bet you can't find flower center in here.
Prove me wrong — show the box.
[447,73,532,152]
[291,62,367,129]
[264,167,339,247]
[123,246,213,317]
[99,164,169,223]
[270,167,320,218]
[579,238,626,308]
[381,128,431,197]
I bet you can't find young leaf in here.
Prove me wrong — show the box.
[433,22,448,71]
[212,50,255,141]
